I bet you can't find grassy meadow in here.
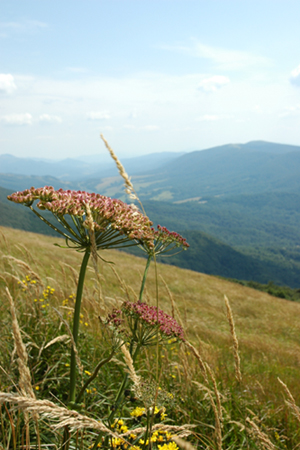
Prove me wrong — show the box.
[1,224,300,449]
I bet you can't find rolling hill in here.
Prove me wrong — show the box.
[1,226,300,447]
[1,140,300,287]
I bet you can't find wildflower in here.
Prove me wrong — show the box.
[121,301,185,343]
[129,433,137,440]
[7,187,155,251]
[140,224,189,257]
[158,443,178,450]
[84,370,92,376]
[130,406,146,418]
[111,437,123,447]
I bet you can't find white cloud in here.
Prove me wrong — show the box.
[1,113,32,125]
[279,104,300,118]
[1,70,295,158]
[198,76,230,92]
[290,65,300,86]
[161,41,270,71]
[0,74,17,94]
[38,114,62,123]
[87,111,111,120]
[0,20,47,36]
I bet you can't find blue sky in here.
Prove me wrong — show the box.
[1,0,300,160]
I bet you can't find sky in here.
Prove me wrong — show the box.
[1,0,300,160]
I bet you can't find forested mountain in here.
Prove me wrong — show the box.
[1,140,300,287]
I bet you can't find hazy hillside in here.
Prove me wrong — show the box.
[2,140,300,199]
[1,140,300,287]
[0,173,79,192]
[2,183,299,287]
[133,140,300,201]
[0,151,183,181]
[0,186,62,237]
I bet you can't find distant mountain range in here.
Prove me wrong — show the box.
[1,140,300,287]
[0,151,184,181]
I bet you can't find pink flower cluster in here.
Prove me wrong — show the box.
[106,309,124,327]
[154,225,189,249]
[7,186,155,248]
[122,301,185,341]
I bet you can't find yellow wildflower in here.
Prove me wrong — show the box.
[158,443,178,450]
[130,407,145,418]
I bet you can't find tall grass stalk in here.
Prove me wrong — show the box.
[1,138,300,449]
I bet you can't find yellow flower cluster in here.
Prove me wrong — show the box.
[89,418,177,450]
[111,419,129,434]
[62,293,75,306]
[79,312,89,327]
[85,387,97,394]
[130,406,167,421]
[33,285,55,308]
[63,294,89,326]
[18,275,37,291]
[158,442,179,450]
[130,407,145,418]
[137,430,175,448]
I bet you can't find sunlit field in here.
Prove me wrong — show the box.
[1,223,300,449]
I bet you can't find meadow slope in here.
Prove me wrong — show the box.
[1,225,300,448]
[1,226,300,394]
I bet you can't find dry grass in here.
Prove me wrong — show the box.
[2,223,300,447]
[1,226,300,387]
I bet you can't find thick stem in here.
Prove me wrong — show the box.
[139,254,152,301]
[69,248,91,404]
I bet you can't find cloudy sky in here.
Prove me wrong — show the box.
[1,0,300,160]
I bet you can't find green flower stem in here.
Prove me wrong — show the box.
[69,248,91,404]
[139,254,152,301]
[91,343,141,450]
[76,350,115,404]
[29,206,78,243]
[142,410,152,450]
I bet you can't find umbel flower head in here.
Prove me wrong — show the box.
[106,301,185,345]
[152,225,189,255]
[138,224,189,258]
[7,186,155,251]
